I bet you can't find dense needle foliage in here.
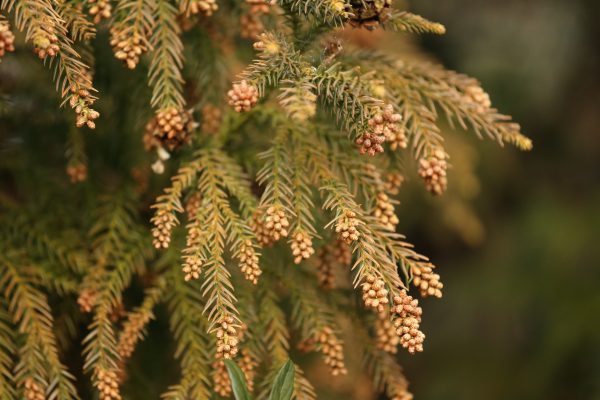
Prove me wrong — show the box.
[0,0,531,399]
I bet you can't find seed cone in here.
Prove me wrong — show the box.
[392,290,425,354]
[418,149,448,195]
[228,80,259,112]
[362,274,389,313]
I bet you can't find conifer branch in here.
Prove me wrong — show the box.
[277,0,351,27]
[57,0,96,41]
[149,0,184,109]
[384,11,446,35]
[0,256,80,400]
[10,0,98,123]
[0,301,16,400]
[163,273,212,399]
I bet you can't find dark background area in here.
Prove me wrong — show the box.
[399,0,600,399]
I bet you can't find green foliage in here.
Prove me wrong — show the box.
[0,0,530,399]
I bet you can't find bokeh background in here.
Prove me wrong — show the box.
[397,0,600,399]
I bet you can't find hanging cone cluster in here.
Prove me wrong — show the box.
[418,149,448,195]
[240,14,263,40]
[370,104,405,151]
[250,209,275,247]
[392,290,425,354]
[96,368,122,400]
[33,30,59,58]
[66,163,88,183]
[78,287,97,313]
[215,316,239,359]
[315,327,347,376]
[185,191,203,220]
[290,230,315,264]
[228,80,259,112]
[184,0,218,16]
[238,239,261,284]
[375,312,400,354]
[88,0,112,24]
[151,207,177,249]
[213,360,232,397]
[356,130,386,156]
[239,348,257,392]
[348,0,393,30]
[182,254,202,281]
[246,0,273,14]
[0,20,15,58]
[335,209,360,244]
[411,264,443,298]
[373,192,399,231]
[110,28,147,70]
[315,239,351,289]
[201,103,222,134]
[70,72,100,129]
[383,172,404,195]
[152,108,195,151]
[362,274,389,313]
[465,85,492,112]
[23,378,44,400]
[118,311,151,359]
[263,205,290,242]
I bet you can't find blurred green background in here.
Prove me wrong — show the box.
[398,0,600,399]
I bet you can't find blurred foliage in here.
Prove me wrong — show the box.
[399,0,600,399]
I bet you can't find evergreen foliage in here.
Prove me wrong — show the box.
[0,0,530,398]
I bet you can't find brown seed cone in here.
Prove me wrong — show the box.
[96,368,122,400]
[374,192,399,231]
[212,359,232,397]
[88,0,112,24]
[33,32,59,58]
[118,311,151,359]
[69,74,100,129]
[151,208,177,249]
[185,191,203,220]
[23,378,45,400]
[348,0,393,30]
[228,80,259,112]
[215,315,239,359]
[335,210,360,244]
[239,348,257,392]
[184,0,218,16]
[290,230,315,264]
[361,274,389,313]
[250,209,276,247]
[0,21,15,57]
[264,205,290,242]
[154,108,195,151]
[418,149,448,196]
[78,287,97,313]
[246,0,273,14]
[392,290,425,354]
[383,172,404,195]
[182,254,202,281]
[238,239,261,284]
[66,163,88,183]
[239,13,263,39]
[201,103,222,134]
[356,131,385,156]
[315,239,351,289]
[411,263,443,298]
[465,85,492,112]
[315,327,347,376]
[375,312,399,354]
[369,104,404,151]
[110,28,146,70]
